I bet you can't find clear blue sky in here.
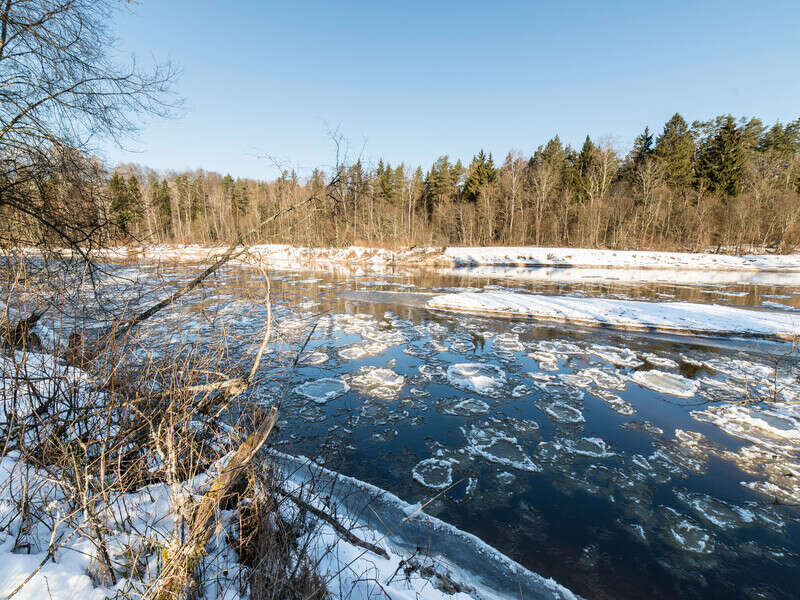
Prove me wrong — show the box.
[104,0,800,180]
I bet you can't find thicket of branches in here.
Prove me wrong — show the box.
[97,113,800,253]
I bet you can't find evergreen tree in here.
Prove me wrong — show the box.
[126,174,142,228]
[630,126,654,166]
[190,174,207,220]
[696,115,745,196]
[109,172,142,235]
[232,179,249,214]
[109,172,128,233]
[153,179,172,235]
[654,113,695,191]
[463,150,497,202]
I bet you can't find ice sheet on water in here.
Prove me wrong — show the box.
[550,437,617,458]
[349,366,405,400]
[658,506,715,554]
[446,363,506,396]
[592,389,637,415]
[492,332,525,353]
[435,397,491,417]
[497,471,517,485]
[338,340,388,360]
[300,351,329,366]
[536,397,585,424]
[461,423,541,472]
[581,367,627,390]
[534,339,584,355]
[412,458,455,490]
[527,373,586,401]
[640,352,679,369]
[703,356,774,382]
[631,369,698,398]
[588,344,644,368]
[673,489,784,533]
[528,351,560,371]
[691,403,800,456]
[294,377,350,404]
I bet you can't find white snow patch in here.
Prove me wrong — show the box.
[427,292,800,340]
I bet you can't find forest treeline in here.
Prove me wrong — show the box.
[24,113,800,252]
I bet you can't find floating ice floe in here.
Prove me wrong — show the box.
[412,458,455,490]
[589,345,644,368]
[349,366,405,400]
[673,489,784,533]
[294,378,350,404]
[631,370,698,398]
[550,437,617,458]
[581,367,627,391]
[528,351,560,371]
[462,424,541,472]
[691,403,800,456]
[592,389,636,416]
[534,339,584,356]
[492,333,525,353]
[446,363,507,395]
[300,350,329,365]
[640,352,679,369]
[536,397,585,425]
[338,341,388,360]
[435,397,491,417]
[426,291,800,340]
[659,506,715,554]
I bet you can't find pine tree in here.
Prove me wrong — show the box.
[654,113,695,191]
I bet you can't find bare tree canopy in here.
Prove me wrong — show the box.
[0,0,178,251]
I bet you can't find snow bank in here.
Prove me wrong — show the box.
[100,244,800,276]
[442,246,800,271]
[270,451,577,600]
[427,292,800,340]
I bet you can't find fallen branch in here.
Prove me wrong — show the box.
[276,485,389,560]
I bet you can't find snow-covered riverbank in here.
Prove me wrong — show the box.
[426,292,800,340]
[93,244,800,274]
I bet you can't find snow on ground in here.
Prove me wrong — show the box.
[427,292,800,340]
[271,451,578,600]
[97,244,800,279]
[441,246,800,271]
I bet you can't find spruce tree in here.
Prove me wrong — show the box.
[630,126,654,166]
[109,172,129,234]
[654,113,695,191]
[696,115,745,196]
[154,179,172,235]
[463,150,497,202]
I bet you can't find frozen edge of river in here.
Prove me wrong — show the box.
[426,291,800,341]
[269,449,581,600]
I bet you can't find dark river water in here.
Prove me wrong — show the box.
[90,260,800,600]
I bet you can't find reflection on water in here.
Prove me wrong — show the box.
[62,261,800,600]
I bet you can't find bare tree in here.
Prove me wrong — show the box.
[0,0,178,252]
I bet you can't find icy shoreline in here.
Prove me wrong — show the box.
[426,292,800,340]
[78,243,800,274]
